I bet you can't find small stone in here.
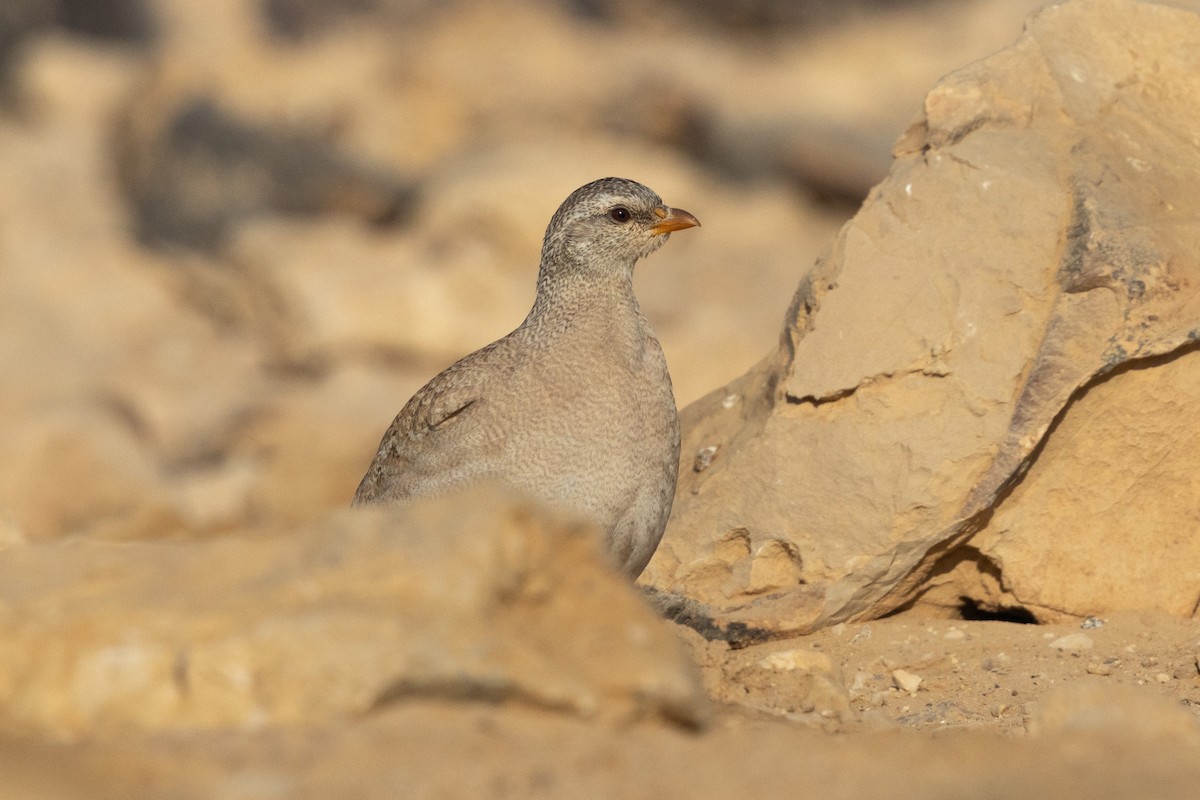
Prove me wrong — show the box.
[758,649,832,673]
[693,445,719,473]
[1080,616,1106,629]
[1048,633,1094,652]
[747,539,804,593]
[849,626,872,644]
[1156,672,1172,684]
[1171,659,1198,680]
[891,669,922,695]
[944,627,966,641]
[1086,661,1112,676]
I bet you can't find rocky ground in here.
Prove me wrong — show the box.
[2,0,1200,797]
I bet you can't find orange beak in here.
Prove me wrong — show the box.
[649,206,701,236]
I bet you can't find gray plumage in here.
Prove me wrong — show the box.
[353,177,699,578]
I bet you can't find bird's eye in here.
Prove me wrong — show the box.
[608,206,632,223]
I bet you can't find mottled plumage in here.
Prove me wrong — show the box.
[354,177,699,578]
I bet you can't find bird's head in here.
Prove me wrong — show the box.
[539,177,700,277]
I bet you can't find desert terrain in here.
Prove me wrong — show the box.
[1,0,1199,797]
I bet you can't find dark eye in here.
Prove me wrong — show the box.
[608,206,632,223]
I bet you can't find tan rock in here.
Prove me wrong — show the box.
[0,487,708,739]
[646,0,1200,637]
[1030,683,1200,742]
[973,349,1200,620]
[1048,634,1095,652]
[891,669,922,695]
[0,411,181,542]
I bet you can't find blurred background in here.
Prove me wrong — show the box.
[0,0,1053,542]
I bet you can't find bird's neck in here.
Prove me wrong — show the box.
[522,256,646,338]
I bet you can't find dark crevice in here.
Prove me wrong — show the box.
[957,597,1038,624]
[785,383,860,407]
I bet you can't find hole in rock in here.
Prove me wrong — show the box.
[957,597,1038,624]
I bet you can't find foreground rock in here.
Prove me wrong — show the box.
[646,0,1200,636]
[7,684,1200,800]
[0,487,708,739]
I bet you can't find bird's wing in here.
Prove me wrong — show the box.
[352,341,507,505]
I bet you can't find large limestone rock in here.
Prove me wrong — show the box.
[645,0,1200,637]
[0,487,707,739]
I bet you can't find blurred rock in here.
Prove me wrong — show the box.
[0,409,182,542]
[573,0,924,34]
[117,95,415,251]
[0,0,151,107]
[0,0,54,103]
[0,37,276,540]
[646,0,1200,639]
[261,0,447,41]
[0,487,708,739]
[58,0,155,42]
[1030,683,1200,742]
[231,365,428,524]
[48,683,1200,799]
[0,737,108,800]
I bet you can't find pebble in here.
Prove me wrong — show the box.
[758,649,832,673]
[1172,660,1197,680]
[892,669,922,695]
[1048,633,1094,651]
[693,445,719,472]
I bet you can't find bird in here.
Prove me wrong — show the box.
[353,177,700,579]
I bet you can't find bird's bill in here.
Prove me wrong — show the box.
[649,207,701,235]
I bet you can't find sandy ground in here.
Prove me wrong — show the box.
[685,608,1200,735]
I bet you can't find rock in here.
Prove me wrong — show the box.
[1030,683,1200,742]
[891,669,922,695]
[1049,634,1094,652]
[973,348,1200,620]
[0,736,109,800]
[0,410,182,542]
[119,94,415,251]
[0,486,708,739]
[757,648,833,673]
[645,0,1200,639]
